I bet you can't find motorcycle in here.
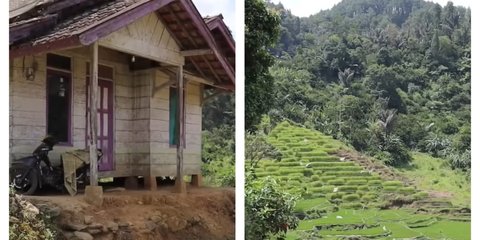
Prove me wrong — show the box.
[10,136,102,195]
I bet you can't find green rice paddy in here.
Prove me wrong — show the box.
[257,122,470,239]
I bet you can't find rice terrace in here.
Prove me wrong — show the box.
[254,122,470,239]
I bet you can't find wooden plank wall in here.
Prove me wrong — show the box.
[149,70,203,176]
[10,55,48,160]
[10,13,203,177]
[10,50,203,177]
[99,12,184,67]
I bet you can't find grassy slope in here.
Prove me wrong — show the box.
[395,152,470,207]
[260,122,470,240]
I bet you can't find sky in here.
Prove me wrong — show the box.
[193,0,236,39]
[271,0,471,17]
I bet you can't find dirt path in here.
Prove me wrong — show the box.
[27,186,235,240]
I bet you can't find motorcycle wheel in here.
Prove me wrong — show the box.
[10,169,38,195]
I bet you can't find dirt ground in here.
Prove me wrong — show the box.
[335,149,412,184]
[26,186,235,240]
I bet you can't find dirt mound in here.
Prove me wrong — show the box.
[27,187,235,240]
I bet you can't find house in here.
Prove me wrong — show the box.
[9,0,235,191]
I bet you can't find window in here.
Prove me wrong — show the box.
[46,54,72,144]
[169,87,178,145]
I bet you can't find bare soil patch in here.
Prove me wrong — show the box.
[26,186,235,240]
[335,149,412,184]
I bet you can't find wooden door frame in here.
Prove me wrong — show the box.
[85,63,115,172]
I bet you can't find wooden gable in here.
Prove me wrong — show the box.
[99,12,184,66]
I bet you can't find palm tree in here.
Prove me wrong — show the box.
[377,108,397,148]
[337,68,355,87]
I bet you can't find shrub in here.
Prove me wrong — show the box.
[448,150,471,170]
[383,186,398,192]
[316,186,335,193]
[362,193,377,201]
[319,176,336,182]
[358,185,369,191]
[278,162,301,167]
[341,202,363,209]
[327,179,345,186]
[385,141,412,166]
[338,186,358,192]
[326,193,344,200]
[346,179,368,185]
[398,187,416,194]
[310,181,323,187]
[245,176,299,240]
[303,168,314,177]
[412,192,429,200]
[342,194,360,202]
[279,169,303,175]
[9,187,58,240]
[368,180,382,185]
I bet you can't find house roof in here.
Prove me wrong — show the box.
[204,15,235,72]
[10,0,235,90]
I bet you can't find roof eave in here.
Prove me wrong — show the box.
[179,0,235,86]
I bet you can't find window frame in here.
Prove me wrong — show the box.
[45,68,73,146]
[169,86,186,148]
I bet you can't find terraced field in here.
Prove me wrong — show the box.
[256,122,470,239]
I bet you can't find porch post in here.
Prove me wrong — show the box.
[173,65,186,193]
[89,41,99,186]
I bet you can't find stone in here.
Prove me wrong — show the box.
[22,202,39,219]
[145,221,157,232]
[115,230,134,240]
[47,206,62,217]
[63,223,87,231]
[88,223,103,229]
[84,215,94,225]
[62,231,74,239]
[107,221,119,232]
[73,231,93,240]
[84,186,103,207]
[87,228,102,235]
[149,215,162,223]
[118,222,130,228]
[9,216,19,223]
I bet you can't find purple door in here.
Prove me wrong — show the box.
[87,79,114,171]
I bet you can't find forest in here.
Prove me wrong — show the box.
[245,0,471,239]
[267,0,470,171]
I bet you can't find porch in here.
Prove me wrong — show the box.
[10,0,235,192]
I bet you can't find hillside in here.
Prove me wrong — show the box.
[255,122,470,239]
[267,0,470,174]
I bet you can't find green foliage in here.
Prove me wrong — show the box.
[245,176,299,240]
[9,187,57,240]
[201,92,234,187]
[245,0,280,130]
[245,132,281,171]
[266,0,470,172]
[254,123,470,239]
